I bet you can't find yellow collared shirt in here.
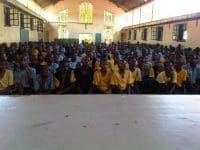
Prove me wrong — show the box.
[0,69,13,91]
[176,68,187,87]
[93,70,112,91]
[156,71,177,84]
[110,70,133,91]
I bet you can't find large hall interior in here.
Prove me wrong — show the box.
[0,0,200,95]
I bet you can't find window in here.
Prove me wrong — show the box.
[38,20,43,32]
[133,30,137,40]
[58,26,69,39]
[4,7,10,26]
[4,7,19,26]
[173,24,187,41]
[79,2,93,23]
[141,28,148,41]
[30,18,38,30]
[33,18,38,30]
[24,14,31,28]
[10,8,19,26]
[20,14,24,28]
[128,30,131,40]
[58,9,68,23]
[151,26,163,41]
[104,10,114,26]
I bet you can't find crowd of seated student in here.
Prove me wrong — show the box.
[0,41,200,95]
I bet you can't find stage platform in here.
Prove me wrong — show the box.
[0,95,199,150]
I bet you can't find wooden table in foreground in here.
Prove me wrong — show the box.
[0,95,199,150]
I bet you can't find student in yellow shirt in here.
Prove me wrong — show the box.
[0,59,14,94]
[175,59,187,94]
[156,62,177,94]
[92,59,113,94]
[110,60,133,94]
[128,57,142,94]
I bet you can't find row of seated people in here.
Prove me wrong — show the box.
[0,56,198,94]
[0,43,200,95]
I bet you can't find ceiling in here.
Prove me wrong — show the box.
[109,0,153,11]
[33,0,62,8]
[33,0,152,11]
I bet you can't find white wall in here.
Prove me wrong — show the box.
[122,19,200,48]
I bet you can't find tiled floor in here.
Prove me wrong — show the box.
[0,95,199,150]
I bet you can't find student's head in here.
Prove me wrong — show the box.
[46,53,54,64]
[188,55,195,65]
[118,60,126,72]
[128,57,137,69]
[18,56,28,69]
[164,62,174,73]
[156,62,164,73]
[41,65,49,77]
[138,57,145,67]
[60,61,69,73]
[100,59,108,71]
[175,58,184,70]
[82,56,90,67]
[0,58,7,73]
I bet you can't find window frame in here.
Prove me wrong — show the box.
[79,2,93,24]
[128,30,132,40]
[133,30,137,40]
[104,10,115,26]
[141,28,148,41]
[172,23,187,42]
[4,7,19,27]
[23,14,31,29]
[58,9,69,23]
[151,26,163,41]
[37,20,43,32]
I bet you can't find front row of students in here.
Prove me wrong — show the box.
[0,56,188,94]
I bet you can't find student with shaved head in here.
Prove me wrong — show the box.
[92,58,113,94]
[175,58,188,94]
[110,60,133,94]
[74,56,93,94]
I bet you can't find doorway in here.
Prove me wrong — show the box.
[79,34,93,44]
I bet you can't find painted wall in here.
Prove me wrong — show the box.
[0,3,20,43]
[44,0,124,42]
[121,19,200,48]
[0,2,44,44]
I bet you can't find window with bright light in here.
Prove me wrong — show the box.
[58,9,68,23]
[172,24,187,41]
[104,28,113,43]
[20,14,30,29]
[58,26,69,39]
[104,10,114,26]
[4,7,19,26]
[141,28,148,41]
[117,0,200,28]
[151,26,163,41]
[79,2,93,23]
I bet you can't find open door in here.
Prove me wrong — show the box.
[79,34,93,44]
